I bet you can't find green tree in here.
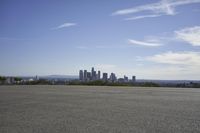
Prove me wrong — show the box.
[14,77,22,82]
[0,76,6,81]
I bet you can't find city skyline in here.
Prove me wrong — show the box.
[79,67,136,83]
[1,0,200,80]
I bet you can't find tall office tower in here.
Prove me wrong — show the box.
[132,76,136,82]
[110,73,117,82]
[91,67,95,80]
[87,72,91,81]
[97,71,101,80]
[79,70,83,81]
[35,75,39,81]
[124,75,128,82]
[102,73,108,81]
[84,70,87,81]
[93,71,96,80]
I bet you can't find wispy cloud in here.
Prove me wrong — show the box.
[128,25,200,47]
[52,22,77,30]
[113,0,200,20]
[128,39,163,47]
[146,51,200,66]
[139,51,200,79]
[175,26,200,46]
[125,14,162,20]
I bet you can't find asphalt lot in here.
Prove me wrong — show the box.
[0,85,200,133]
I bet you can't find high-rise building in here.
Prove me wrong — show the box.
[124,75,128,82]
[84,70,87,81]
[87,72,91,81]
[132,76,136,82]
[35,75,39,81]
[97,71,101,80]
[79,70,83,81]
[91,67,95,80]
[93,71,96,80]
[79,67,136,83]
[110,73,117,82]
[102,73,108,81]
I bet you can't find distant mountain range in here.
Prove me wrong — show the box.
[137,79,200,84]
[20,75,79,80]
[41,75,78,79]
[19,75,200,83]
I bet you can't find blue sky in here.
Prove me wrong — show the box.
[1,0,200,80]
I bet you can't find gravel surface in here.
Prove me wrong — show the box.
[0,85,200,133]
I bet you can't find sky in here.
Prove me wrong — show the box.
[0,0,200,80]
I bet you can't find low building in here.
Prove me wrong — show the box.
[5,77,15,84]
[118,78,124,83]
[124,75,128,82]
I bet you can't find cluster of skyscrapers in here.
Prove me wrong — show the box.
[79,67,100,81]
[79,67,136,83]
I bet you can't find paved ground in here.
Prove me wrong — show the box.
[0,85,200,133]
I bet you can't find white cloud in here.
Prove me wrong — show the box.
[52,22,76,30]
[128,51,200,79]
[113,0,200,20]
[146,51,200,66]
[132,65,200,80]
[128,25,200,47]
[144,35,176,43]
[125,14,162,20]
[112,0,174,16]
[128,39,163,47]
[175,26,200,46]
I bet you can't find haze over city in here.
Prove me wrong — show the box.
[1,0,200,80]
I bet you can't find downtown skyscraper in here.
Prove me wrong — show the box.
[79,67,136,83]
